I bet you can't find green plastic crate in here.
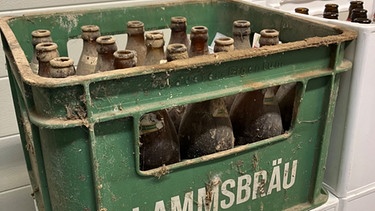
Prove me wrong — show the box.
[0,0,356,210]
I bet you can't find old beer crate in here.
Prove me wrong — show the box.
[0,0,356,210]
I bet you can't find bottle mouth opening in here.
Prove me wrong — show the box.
[50,57,74,67]
[32,29,51,37]
[81,25,100,32]
[260,29,279,37]
[214,37,234,46]
[36,42,58,51]
[167,43,187,53]
[96,36,116,44]
[350,1,364,5]
[127,20,145,28]
[145,31,164,39]
[191,26,208,34]
[114,50,136,59]
[233,20,251,27]
[325,4,339,8]
[171,16,187,23]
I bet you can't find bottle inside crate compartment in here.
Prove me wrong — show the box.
[138,82,299,171]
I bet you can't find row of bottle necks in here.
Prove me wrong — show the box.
[31,18,280,78]
[30,17,294,171]
[296,0,374,24]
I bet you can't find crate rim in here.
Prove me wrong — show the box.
[0,0,357,88]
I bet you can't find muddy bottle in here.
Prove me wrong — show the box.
[347,1,364,21]
[144,31,165,65]
[230,86,283,145]
[232,20,251,50]
[259,29,279,47]
[275,82,296,131]
[49,57,76,78]
[168,16,190,50]
[139,110,180,170]
[295,7,309,15]
[95,36,117,72]
[166,44,189,133]
[214,37,235,52]
[323,4,339,19]
[166,43,188,62]
[214,37,236,111]
[36,42,59,78]
[189,26,209,57]
[113,50,137,69]
[179,38,234,159]
[76,25,101,75]
[31,29,52,74]
[179,98,234,158]
[231,31,283,144]
[126,20,146,66]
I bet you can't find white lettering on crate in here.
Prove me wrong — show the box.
[132,158,297,211]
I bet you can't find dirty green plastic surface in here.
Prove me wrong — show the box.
[0,0,356,210]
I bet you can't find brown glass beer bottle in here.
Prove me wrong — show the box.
[95,36,117,72]
[113,50,137,69]
[76,25,101,75]
[126,20,146,66]
[31,29,52,74]
[189,26,209,57]
[49,57,76,78]
[36,42,59,78]
[168,16,190,50]
[232,20,251,50]
[139,110,180,170]
[144,31,165,65]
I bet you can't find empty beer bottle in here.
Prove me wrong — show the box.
[214,37,236,111]
[31,29,52,74]
[95,36,117,72]
[295,7,309,15]
[77,25,101,75]
[36,42,59,77]
[214,37,235,52]
[126,20,146,66]
[49,57,76,78]
[323,4,339,19]
[232,31,283,144]
[139,110,180,170]
[179,37,234,159]
[232,20,251,50]
[275,82,296,131]
[145,31,165,65]
[179,98,234,159]
[168,16,190,50]
[166,43,188,61]
[189,26,209,57]
[230,87,283,145]
[347,1,364,21]
[113,50,137,69]
[166,44,188,133]
[259,29,279,47]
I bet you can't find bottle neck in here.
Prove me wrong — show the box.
[190,39,208,56]
[38,62,51,77]
[82,41,97,56]
[140,113,165,135]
